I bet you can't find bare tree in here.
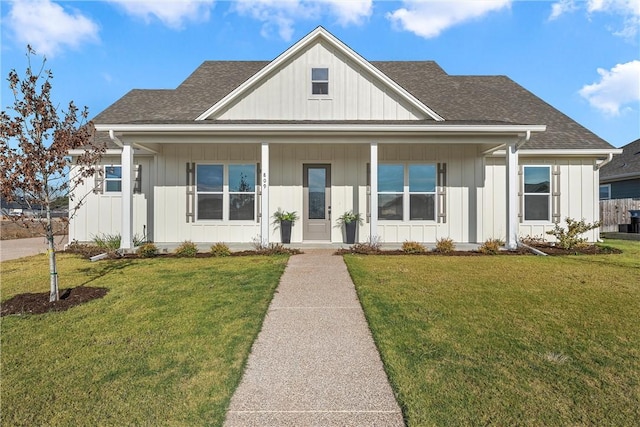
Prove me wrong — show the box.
[0,46,105,302]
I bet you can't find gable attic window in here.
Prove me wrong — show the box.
[311,67,329,95]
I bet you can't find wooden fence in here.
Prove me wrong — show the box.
[599,198,640,232]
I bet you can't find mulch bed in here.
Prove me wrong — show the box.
[1,286,108,317]
[335,244,621,256]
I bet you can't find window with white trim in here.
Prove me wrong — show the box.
[523,166,551,221]
[378,163,436,221]
[229,164,256,220]
[599,184,611,200]
[104,166,122,192]
[311,67,329,95]
[196,164,256,221]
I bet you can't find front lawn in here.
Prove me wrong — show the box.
[1,253,288,426]
[345,240,640,426]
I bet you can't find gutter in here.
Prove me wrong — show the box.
[595,152,614,170]
[95,123,547,135]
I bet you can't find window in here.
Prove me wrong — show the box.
[229,164,256,220]
[196,164,256,221]
[311,67,329,95]
[105,166,122,192]
[409,164,436,220]
[197,165,223,220]
[378,164,436,221]
[523,166,550,221]
[599,184,611,200]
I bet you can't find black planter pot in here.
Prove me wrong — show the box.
[280,220,292,243]
[345,221,357,244]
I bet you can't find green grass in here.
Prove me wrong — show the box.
[1,253,288,426]
[345,240,640,426]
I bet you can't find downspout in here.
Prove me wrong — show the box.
[517,130,531,149]
[595,152,614,170]
[109,130,124,148]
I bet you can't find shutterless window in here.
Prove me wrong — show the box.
[523,166,551,221]
[311,67,329,95]
[197,164,223,220]
[599,184,611,200]
[229,164,256,220]
[104,166,122,192]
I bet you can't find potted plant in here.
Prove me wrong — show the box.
[337,210,363,244]
[272,208,299,244]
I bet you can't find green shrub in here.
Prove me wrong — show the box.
[546,217,601,250]
[92,233,146,250]
[210,242,231,257]
[137,242,158,258]
[434,237,456,254]
[92,233,121,251]
[402,241,426,254]
[175,241,198,257]
[479,238,505,255]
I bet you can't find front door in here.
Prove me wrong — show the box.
[303,164,331,241]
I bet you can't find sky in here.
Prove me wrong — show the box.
[1,0,639,148]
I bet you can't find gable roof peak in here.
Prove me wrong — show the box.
[195,26,444,121]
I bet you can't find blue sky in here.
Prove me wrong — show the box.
[1,0,638,148]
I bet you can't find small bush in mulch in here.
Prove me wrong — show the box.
[434,237,456,254]
[1,286,108,317]
[210,242,231,257]
[174,241,198,258]
[402,241,427,254]
[479,238,505,255]
[137,242,159,258]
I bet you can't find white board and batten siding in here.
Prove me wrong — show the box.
[153,144,261,244]
[214,41,424,121]
[481,157,601,243]
[69,157,152,243]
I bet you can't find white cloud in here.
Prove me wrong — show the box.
[387,0,511,39]
[549,0,578,20]
[108,0,215,30]
[579,60,640,116]
[5,0,99,57]
[549,0,640,38]
[232,0,372,41]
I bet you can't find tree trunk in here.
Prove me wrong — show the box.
[46,204,59,302]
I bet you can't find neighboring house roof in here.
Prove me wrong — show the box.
[600,138,640,182]
[93,28,613,152]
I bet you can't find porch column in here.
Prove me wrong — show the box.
[120,141,134,250]
[261,142,270,245]
[505,141,519,250]
[370,142,378,240]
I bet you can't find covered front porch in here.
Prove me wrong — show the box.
[99,123,544,250]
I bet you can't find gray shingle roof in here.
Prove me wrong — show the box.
[93,60,614,150]
[600,138,640,180]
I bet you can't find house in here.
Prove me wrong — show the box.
[69,27,619,250]
[599,138,640,200]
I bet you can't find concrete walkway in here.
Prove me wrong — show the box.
[224,250,404,426]
[0,236,68,262]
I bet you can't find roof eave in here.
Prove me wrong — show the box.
[95,123,546,137]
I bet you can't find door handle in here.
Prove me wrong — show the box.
[328,205,331,220]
